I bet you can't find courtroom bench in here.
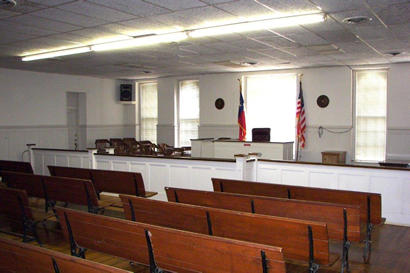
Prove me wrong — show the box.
[56,207,287,273]
[121,194,337,273]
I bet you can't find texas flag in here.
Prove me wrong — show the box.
[238,81,246,141]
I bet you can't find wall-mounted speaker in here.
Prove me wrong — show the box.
[120,84,133,101]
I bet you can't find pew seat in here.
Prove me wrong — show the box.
[0,160,33,174]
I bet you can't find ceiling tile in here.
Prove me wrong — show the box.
[0,32,37,45]
[287,31,329,46]
[0,23,57,36]
[257,0,319,14]
[0,9,21,19]
[87,0,169,17]
[144,0,207,11]
[374,2,410,25]
[310,0,366,13]
[32,8,110,27]
[200,0,238,4]
[58,1,135,22]
[5,14,81,32]
[68,27,130,45]
[116,18,170,36]
[318,29,358,43]
[215,0,279,19]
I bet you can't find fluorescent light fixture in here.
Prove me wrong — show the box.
[189,13,325,38]
[92,32,188,52]
[22,46,91,61]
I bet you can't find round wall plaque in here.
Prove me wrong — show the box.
[317,95,329,108]
[215,98,225,110]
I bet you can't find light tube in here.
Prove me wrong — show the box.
[189,13,325,38]
[92,32,188,52]
[22,47,91,61]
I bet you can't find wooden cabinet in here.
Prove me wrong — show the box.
[321,151,346,165]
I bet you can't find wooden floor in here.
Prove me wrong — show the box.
[0,217,409,273]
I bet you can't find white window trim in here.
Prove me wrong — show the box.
[176,79,199,147]
[138,81,158,142]
[352,69,388,163]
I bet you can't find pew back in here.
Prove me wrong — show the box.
[165,187,362,242]
[48,165,147,197]
[0,160,33,174]
[0,187,33,222]
[0,238,131,273]
[56,207,286,273]
[1,171,99,209]
[212,178,382,224]
[1,171,45,198]
[43,176,99,207]
[121,195,331,265]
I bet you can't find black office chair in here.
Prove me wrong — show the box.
[252,128,271,142]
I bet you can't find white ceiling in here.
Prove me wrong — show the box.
[0,0,409,79]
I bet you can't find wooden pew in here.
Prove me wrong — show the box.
[165,187,361,271]
[212,178,381,263]
[56,207,287,273]
[1,171,105,214]
[0,160,33,174]
[48,165,157,203]
[0,187,50,244]
[212,178,382,224]
[120,195,335,272]
[0,237,132,273]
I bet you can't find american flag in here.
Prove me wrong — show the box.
[296,81,306,149]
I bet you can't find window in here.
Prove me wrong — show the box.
[139,82,158,143]
[178,80,199,147]
[354,70,387,162]
[245,74,297,143]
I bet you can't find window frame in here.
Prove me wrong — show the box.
[352,69,388,163]
[138,81,158,143]
[243,73,298,146]
[176,79,200,147]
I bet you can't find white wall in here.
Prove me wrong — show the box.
[0,68,136,161]
[155,63,410,162]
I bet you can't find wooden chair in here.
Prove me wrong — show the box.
[95,139,110,154]
[212,177,382,263]
[56,207,286,273]
[123,138,142,155]
[0,237,132,273]
[110,138,128,155]
[0,160,33,173]
[121,195,335,272]
[1,171,106,214]
[0,187,50,244]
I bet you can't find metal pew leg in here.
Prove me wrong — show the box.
[308,225,320,273]
[363,196,373,264]
[64,212,87,258]
[145,230,164,273]
[363,223,373,264]
[341,208,351,273]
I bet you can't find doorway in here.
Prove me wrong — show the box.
[66,92,86,150]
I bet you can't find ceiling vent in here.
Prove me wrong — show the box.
[343,16,372,25]
[307,44,343,55]
[0,0,17,8]
[214,60,258,68]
